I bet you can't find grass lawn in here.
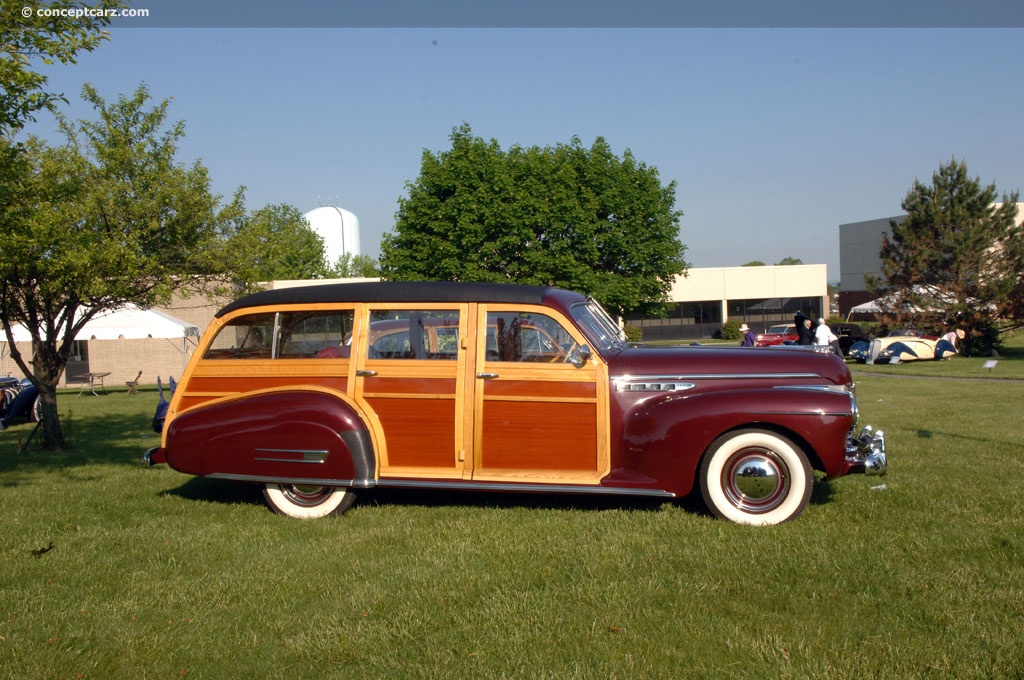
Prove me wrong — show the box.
[2,358,1023,678]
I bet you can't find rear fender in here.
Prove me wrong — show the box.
[620,387,855,494]
[164,388,375,487]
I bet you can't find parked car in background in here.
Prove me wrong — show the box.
[827,323,867,356]
[848,333,955,363]
[0,377,40,428]
[754,323,799,346]
[145,281,886,526]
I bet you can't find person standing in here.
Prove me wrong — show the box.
[797,316,815,345]
[739,323,756,346]
[815,318,842,356]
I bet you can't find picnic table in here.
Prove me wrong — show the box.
[77,371,111,397]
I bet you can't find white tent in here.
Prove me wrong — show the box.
[4,303,199,342]
[846,298,884,318]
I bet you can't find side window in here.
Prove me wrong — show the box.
[486,312,577,363]
[203,310,355,360]
[204,312,277,359]
[278,311,355,359]
[367,310,460,360]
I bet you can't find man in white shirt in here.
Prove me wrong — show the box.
[814,318,842,357]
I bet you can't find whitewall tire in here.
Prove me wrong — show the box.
[262,483,356,519]
[698,428,813,526]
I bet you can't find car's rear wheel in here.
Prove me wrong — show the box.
[699,428,813,526]
[262,483,356,519]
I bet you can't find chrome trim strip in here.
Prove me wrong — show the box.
[377,479,677,498]
[207,474,675,497]
[773,384,854,394]
[615,372,822,382]
[750,410,853,417]
[253,448,329,464]
[205,474,675,497]
[615,380,696,393]
[209,473,372,487]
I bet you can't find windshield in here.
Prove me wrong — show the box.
[569,298,627,351]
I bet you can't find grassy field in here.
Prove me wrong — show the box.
[2,353,1023,678]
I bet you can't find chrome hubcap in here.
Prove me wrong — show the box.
[722,447,789,513]
[281,484,332,507]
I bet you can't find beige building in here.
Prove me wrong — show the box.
[628,264,828,341]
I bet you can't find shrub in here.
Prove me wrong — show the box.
[720,319,741,341]
[623,324,644,343]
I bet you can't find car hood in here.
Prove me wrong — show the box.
[606,344,851,386]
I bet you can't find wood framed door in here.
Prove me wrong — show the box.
[471,305,610,486]
[355,304,471,480]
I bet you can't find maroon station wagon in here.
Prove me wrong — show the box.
[145,281,887,525]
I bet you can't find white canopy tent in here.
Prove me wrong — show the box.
[2,304,201,381]
[845,298,885,320]
[3,303,199,342]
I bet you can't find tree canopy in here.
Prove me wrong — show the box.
[379,124,688,316]
[226,203,329,285]
[870,158,1022,355]
[1,0,124,135]
[742,257,803,267]
[0,85,242,448]
[329,252,380,278]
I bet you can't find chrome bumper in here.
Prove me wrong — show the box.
[845,425,887,475]
[143,446,166,466]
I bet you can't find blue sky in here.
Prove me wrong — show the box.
[24,23,1024,282]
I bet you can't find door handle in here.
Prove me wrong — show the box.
[476,372,500,380]
[356,369,377,377]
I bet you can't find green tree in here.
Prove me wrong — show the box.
[380,124,688,316]
[0,85,242,448]
[870,158,1021,356]
[227,203,329,284]
[328,252,380,278]
[776,257,804,265]
[1,0,124,134]
[742,261,767,266]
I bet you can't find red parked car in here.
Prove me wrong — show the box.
[145,282,886,526]
[754,323,799,346]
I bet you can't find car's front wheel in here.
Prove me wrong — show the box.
[262,483,356,519]
[698,428,813,526]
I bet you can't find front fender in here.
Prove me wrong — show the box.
[164,388,375,487]
[619,387,855,494]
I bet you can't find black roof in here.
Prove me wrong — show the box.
[216,281,560,318]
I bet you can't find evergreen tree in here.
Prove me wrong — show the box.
[871,158,1021,356]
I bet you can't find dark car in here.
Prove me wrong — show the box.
[0,377,40,428]
[145,282,886,526]
[827,323,867,356]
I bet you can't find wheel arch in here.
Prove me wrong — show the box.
[620,387,852,495]
[164,386,378,486]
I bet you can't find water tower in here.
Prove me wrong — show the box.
[303,206,361,268]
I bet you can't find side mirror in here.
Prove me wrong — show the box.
[571,344,591,368]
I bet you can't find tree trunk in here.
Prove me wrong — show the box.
[30,341,66,450]
[37,384,65,449]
